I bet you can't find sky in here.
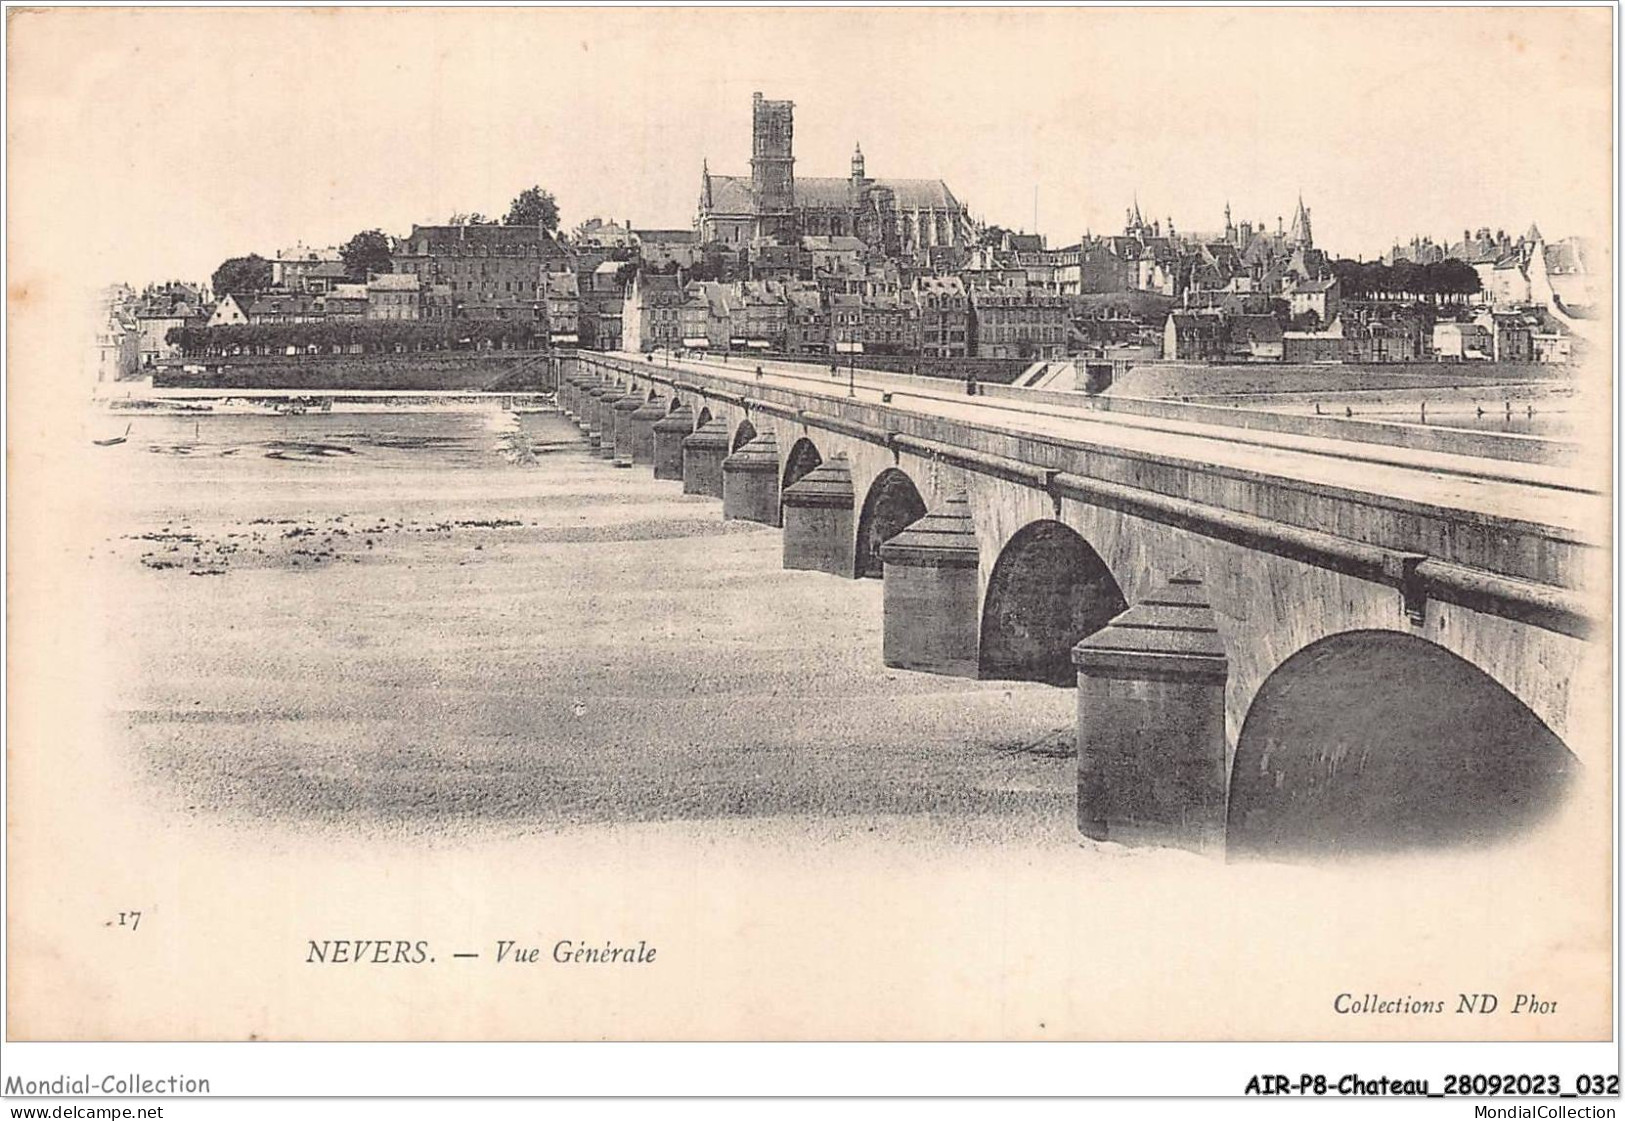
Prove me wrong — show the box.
[6,5,1614,290]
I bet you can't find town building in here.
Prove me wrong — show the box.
[1162,311,1227,361]
[95,314,140,382]
[785,283,829,356]
[133,283,208,365]
[860,292,918,355]
[621,271,684,352]
[391,223,573,314]
[575,218,636,250]
[579,260,628,350]
[205,293,248,328]
[246,293,326,325]
[912,274,970,358]
[736,281,788,350]
[366,273,422,320]
[970,287,1066,359]
[1431,320,1493,360]
[544,270,580,346]
[271,244,342,292]
[634,229,701,269]
[324,284,369,319]
[1285,276,1341,325]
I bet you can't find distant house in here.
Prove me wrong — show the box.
[785,283,829,356]
[302,261,351,295]
[912,274,970,358]
[246,293,325,325]
[1473,311,1535,363]
[577,218,636,250]
[1162,311,1226,361]
[737,280,788,350]
[1224,314,1284,361]
[325,283,369,319]
[1284,276,1340,324]
[366,273,421,320]
[271,243,343,292]
[621,271,684,352]
[970,287,1066,359]
[1531,330,1573,365]
[205,293,248,328]
[633,229,700,269]
[1431,321,1493,360]
[95,315,140,382]
[391,223,573,313]
[803,235,866,278]
[544,270,580,345]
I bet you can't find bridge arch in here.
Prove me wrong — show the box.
[978,519,1127,686]
[695,406,713,429]
[782,437,824,493]
[855,468,928,579]
[1225,629,1578,859]
[731,418,757,452]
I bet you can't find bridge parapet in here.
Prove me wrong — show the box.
[573,351,1598,639]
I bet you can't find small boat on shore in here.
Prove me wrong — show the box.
[94,423,132,447]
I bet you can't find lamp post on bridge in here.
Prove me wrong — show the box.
[836,332,862,399]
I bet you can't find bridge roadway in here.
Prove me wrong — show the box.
[632,350,1599,537]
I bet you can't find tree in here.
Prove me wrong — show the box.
[211,254,272,299]
[504,185,560,231]
[979,224,1013,248]
[447,212,497,226]
[339,229,393,282]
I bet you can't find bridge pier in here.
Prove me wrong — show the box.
[876,493,980,678]
[722,432,781,526]
[1072,575,1229,853]
[591,380,620,448]
[585,381,613,451]
[612,390,644,463]
[652,405,695,480]
[630,396,666,466]
[781,455,854,576]
[682,419,730,497]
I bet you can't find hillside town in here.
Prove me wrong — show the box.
[95,93,1598,387]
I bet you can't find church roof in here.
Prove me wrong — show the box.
[704,175,754,215]
[874,178,961,210]
[795,178,857,209]
[706,173,963,214]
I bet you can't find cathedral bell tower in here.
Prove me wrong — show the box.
[750,92,797,242]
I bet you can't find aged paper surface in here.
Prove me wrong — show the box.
[5,5,1614,1043]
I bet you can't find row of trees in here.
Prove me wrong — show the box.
[165,320,545,358]
[1331,258,1483,303]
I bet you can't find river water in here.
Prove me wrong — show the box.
[89,406,1081,844]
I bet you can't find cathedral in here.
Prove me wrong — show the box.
[696,93,977,258]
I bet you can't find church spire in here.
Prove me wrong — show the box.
[851,141,865,182]
[1290,192,1313,248]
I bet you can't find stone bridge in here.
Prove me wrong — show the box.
[558,350,1607,860]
